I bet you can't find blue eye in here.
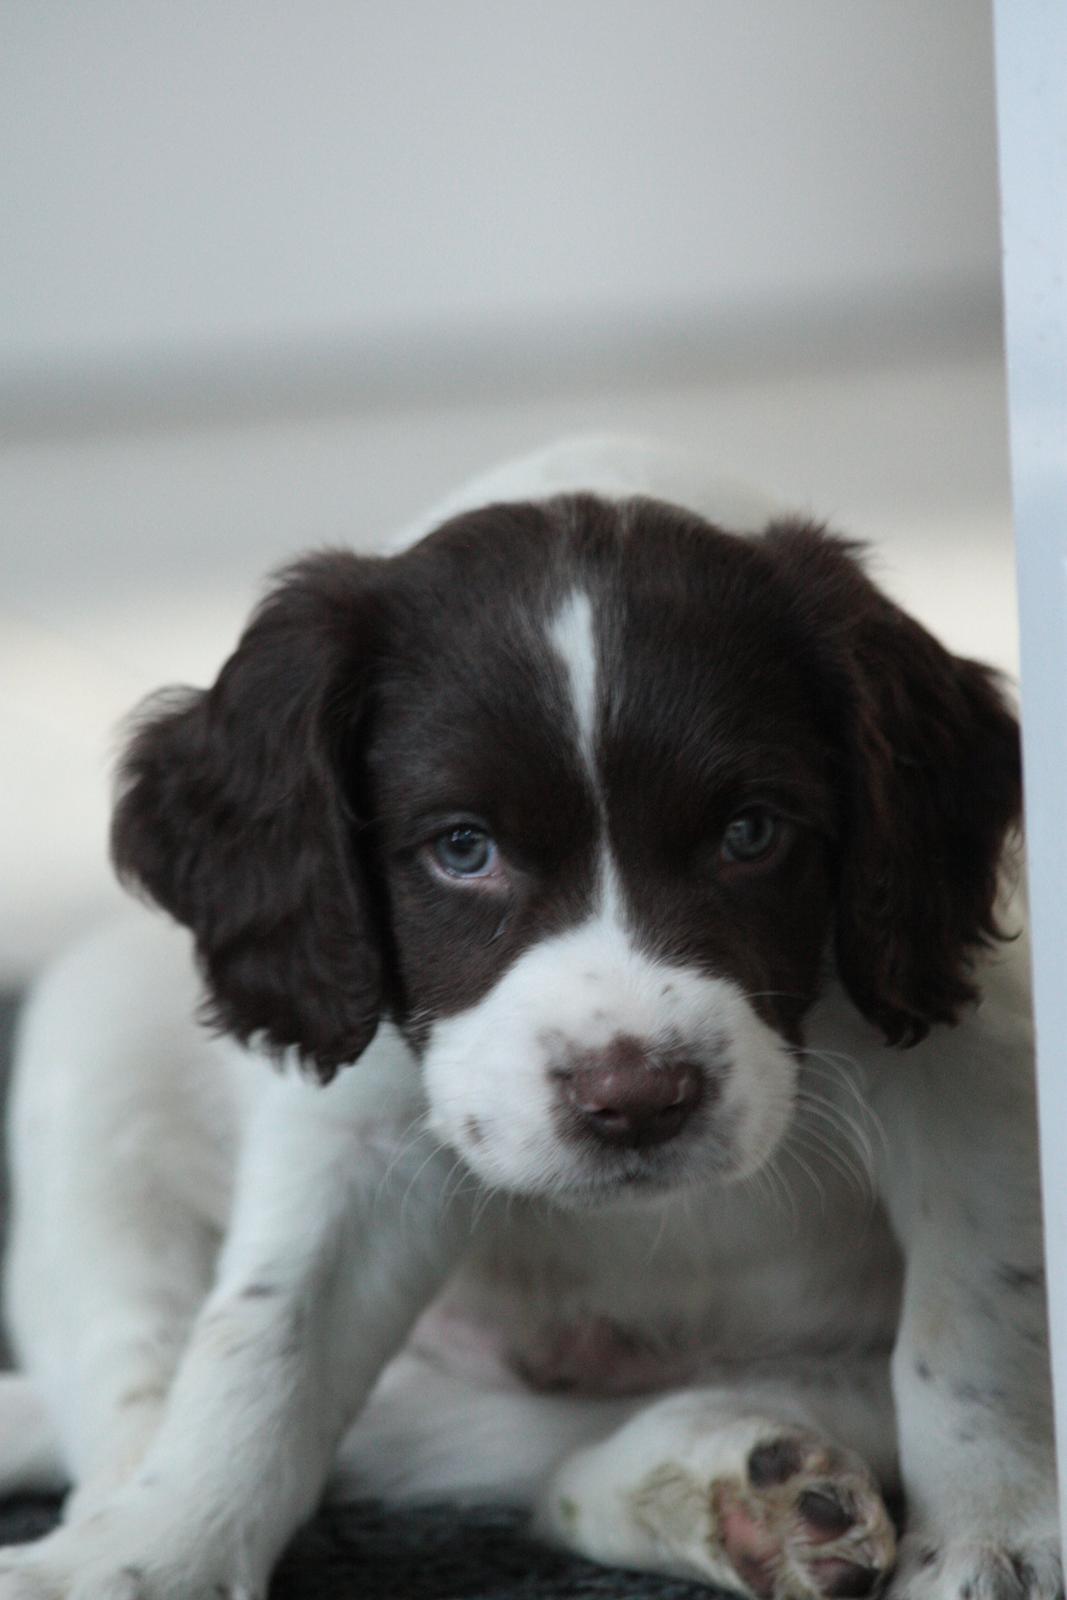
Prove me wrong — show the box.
[720,809,781,864]
[432,825,497,878]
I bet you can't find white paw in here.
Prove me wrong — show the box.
[891,1530,1062,1600]
[608,1423,897,1600]
[0,1517,259,1600]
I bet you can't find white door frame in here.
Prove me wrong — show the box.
[993,0,1067,1544]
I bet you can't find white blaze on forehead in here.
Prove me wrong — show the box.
[548,588,599,769]
[547,587,625,925]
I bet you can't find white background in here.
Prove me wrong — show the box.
[2,2,999,390]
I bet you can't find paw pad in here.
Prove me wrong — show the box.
[749,1439,807,1487]
[719,1430,896,1600]
[797,1488,857,1541]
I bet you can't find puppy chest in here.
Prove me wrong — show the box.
[408,1201,903,1397]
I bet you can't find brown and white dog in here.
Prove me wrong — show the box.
[0,440,1056,1600]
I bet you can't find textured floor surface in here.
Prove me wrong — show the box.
[0,993,715,1598]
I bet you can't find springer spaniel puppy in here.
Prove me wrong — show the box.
[0,440,1056,1600]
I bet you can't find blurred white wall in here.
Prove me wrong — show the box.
[2,0,999,421]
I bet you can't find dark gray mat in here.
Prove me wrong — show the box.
[0,992,713,1597]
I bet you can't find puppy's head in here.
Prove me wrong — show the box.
[113,494,1020,1203]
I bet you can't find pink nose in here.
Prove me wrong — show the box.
[561,1041,706,1149]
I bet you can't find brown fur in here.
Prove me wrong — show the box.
[112,496,1021,1077]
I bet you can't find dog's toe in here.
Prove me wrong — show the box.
[0,1531,257,1600]
[891,1531,1062,1600]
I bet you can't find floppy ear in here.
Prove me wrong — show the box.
[761,521,1022,1045]
[112,551,387,1081]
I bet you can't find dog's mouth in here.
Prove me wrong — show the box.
[551,1161,700,1209]
[556,1080,751,1192]
[500,1116,748,1211]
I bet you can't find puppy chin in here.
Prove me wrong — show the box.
[546,1155,726,1214]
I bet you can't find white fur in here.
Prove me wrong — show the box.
[0,442,1055,1600]
[548,587,599,769]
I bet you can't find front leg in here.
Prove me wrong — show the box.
[863,974,1060,1599]
[0,1053,474,1600]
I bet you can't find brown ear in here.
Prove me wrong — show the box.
[761,521,1022,1045]
[112,551,387,1080]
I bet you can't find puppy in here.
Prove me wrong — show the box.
[0,440,1056,1600]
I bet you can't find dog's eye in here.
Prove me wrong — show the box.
[720,808,782,864]
[431,825,498,879]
